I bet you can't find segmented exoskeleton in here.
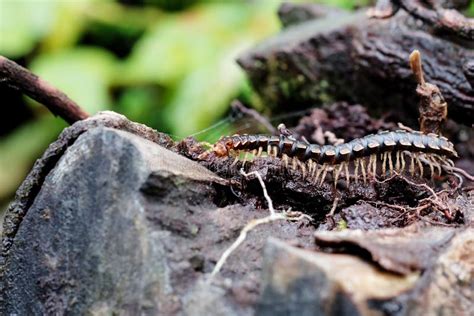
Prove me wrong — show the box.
[212,130,457,186]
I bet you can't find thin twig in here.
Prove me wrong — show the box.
[231,100,276,134]
[0,55,89,124]
[209,169,311,280]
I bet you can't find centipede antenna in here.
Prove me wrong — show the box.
[320,164,329,186]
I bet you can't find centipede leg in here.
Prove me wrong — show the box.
[368,155,374,176]
[282,154,289,169]
[319,164,329,186]
[310,161,318,178]
[427,157,435,179]
[292,157,298,171]
[369,154,377,176]
[409,154,415,176]
[382,152,387,175]
[242,152,250,167]
[299,160,307,179]
[257,146,263,157]
[231,156,239,167]
[354,159,359,184]
[373,154,378,176]
[271,146,279,157]
[333,163,343,187]
[395,151,401,172]
[415,154,424,178]
[313,164,322,184]
[344,162,350,186]
[433,158,442,176]
[388,153,393,176]
[360,158,367,184]
[401,152,406,173]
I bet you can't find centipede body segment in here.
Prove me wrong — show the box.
[212,130,457,186]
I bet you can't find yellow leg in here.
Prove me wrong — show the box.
[416,155,424,178]
[319,164,329,186]
[354,159,359,184]
[395,151,400,172]
[401,152,406,173]
[344,162,350,186]
[388,153,393,175]
[382,152,387,175]
[409,154,415,176]
[282,154,289,169]
[360,158,367,184]
[299,160,307,179]
[333,164,343,187]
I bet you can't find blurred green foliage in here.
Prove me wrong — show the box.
[0,0,395,203]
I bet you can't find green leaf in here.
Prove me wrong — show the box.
[163,48,244,137]
[29,47,117,115]
[0,0,58,57]
[0,116,66,200]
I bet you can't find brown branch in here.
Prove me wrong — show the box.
[0,55,89,125]
[398,0,474,40]
[409,50,448,134]
[371,0,474,40]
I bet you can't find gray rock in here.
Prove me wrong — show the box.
[1,126,316,315]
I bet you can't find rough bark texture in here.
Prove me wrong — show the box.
[0,56,89,124]
[238,3,474,126]
[1,113,472,315]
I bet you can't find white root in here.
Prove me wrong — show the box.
[209,169,312,280]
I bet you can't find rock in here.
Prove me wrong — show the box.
[0,124,316,315]
[258,227,474,316]
[257,238,418,316]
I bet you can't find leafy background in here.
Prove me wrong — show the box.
[1,0,473,214]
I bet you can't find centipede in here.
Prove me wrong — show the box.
[211,130,458,186]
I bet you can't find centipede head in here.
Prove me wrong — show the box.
[213,136,233,157]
